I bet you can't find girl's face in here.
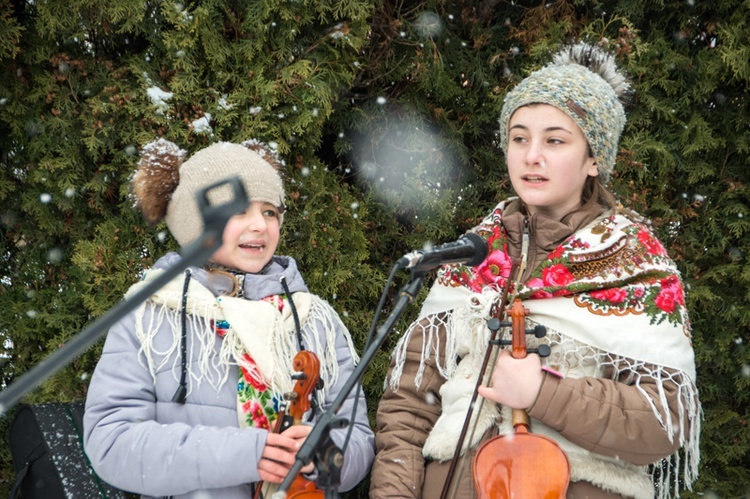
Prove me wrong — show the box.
[210,201,281,274]
[506,104,598,220]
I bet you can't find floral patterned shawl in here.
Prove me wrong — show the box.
[388,199,700,498]
[425,200,696,379]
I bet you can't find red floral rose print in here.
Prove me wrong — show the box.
[638,229,666,256]
[241,354,268,392]
[487,225,503,247]
[542,264,575,287]
[249,401,270,429]
[590,287,627,304]
[570,238,590,250]
[527,278,553,298]
[655,275,685,314]
[527,277,544,289]
[262,294,284,312]
[548,246,565,260]
[473,249,512,290]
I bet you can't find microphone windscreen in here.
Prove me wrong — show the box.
[462,232,489,267]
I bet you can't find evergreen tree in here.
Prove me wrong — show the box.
[1,0,748,497]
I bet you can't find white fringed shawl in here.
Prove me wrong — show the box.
[388,201,701,499]
[125,268,359,409]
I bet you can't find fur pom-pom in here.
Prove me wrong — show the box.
[240,139,286,176]
[131,138,187,225]
[552,42,631,101]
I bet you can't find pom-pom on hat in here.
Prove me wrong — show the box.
[498,42,631,181]
[131,139,286,247]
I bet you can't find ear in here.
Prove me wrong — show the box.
[586,158,599,177]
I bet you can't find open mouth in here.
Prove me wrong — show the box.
[522,175,547,183]
[239,242,265,251]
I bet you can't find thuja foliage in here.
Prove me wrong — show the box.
[1,0,748,497]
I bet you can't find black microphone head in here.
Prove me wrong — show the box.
[461,232,489,267]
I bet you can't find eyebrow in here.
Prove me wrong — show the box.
[509,124,574,135]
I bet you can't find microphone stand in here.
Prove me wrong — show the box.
[273,267,428,499]
[0,177,248,415]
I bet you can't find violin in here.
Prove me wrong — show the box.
[473,298,571,499]
[253,350,324,499]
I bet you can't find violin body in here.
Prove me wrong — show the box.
[473,425,570,498]
[286,476,323,498]
[473,299,570,499]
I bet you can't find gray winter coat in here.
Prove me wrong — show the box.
[83,253,374,498]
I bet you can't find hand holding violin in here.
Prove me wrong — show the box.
[258,425,315,483]
[477,349,544,410]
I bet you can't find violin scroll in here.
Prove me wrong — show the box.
[286,351,321,423]
[254,351,325,499]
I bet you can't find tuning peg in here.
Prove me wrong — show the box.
[488,338,512,346]
[526,325,547,338]
[487,318,510,332]
[283,391,299,401]
[527,344,551,358]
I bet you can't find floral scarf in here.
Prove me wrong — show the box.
[388,199,700,498]
[415,201,696,377]
[128,269,352,430]
[213,294,287,430]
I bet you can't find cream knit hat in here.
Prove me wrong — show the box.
[132,139,285,247]
[498,42,631,181]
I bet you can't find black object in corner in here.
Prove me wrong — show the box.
[8,402,128,499]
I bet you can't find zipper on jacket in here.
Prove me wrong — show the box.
[516,217,531,285]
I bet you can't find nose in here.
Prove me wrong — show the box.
[525,140,545,167]
[240,209,267,233]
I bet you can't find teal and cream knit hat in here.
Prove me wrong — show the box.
[498,42,631,181]
[131,139,286,247]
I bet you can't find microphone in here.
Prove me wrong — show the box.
[397,232,488,272]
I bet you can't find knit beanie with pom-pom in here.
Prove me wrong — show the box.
[498,42,631,181]
[131,139,285,247]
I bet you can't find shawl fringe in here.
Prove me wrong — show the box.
[388,289,700,499]
[128,269,358,409]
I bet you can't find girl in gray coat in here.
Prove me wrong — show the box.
[83,139,374,498]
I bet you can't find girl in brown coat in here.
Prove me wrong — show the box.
[370,43,700,499]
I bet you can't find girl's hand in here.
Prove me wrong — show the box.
[282,424,315,474]
[477,349,544,410]
[258,425,314,483]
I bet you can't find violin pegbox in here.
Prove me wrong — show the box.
[487,300,550,359]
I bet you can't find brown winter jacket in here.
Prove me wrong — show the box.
[369,199,684,498]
